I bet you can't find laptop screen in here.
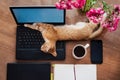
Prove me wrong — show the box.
[10,6,65,25]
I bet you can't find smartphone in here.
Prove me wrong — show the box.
[90,40,103,64]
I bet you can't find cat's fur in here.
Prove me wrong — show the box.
[24,14,107,57]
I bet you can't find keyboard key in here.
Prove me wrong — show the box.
[17,26,64,50]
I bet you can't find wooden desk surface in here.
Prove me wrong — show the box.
[0,0,120,80]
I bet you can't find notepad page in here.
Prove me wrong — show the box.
[75,64,97,80]
[54,64,74,80]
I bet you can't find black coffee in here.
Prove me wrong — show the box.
[74,46,85,57]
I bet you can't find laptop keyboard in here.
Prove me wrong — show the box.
[17,26,64,50]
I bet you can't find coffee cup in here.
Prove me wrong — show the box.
[72,44,89,59]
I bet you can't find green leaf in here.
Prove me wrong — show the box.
[102,1,112,14]
[83,0,97,12]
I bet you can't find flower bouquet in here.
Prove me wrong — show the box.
[55,0,120,32]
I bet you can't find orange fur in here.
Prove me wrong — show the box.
[24,14,107,57]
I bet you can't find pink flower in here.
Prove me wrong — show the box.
[55,0,73,9]
[102,17,120,31]
[102,5,120,32]
[112,5,120,18]
[72,0,86,9]
[71,1,80,8]
[114,5,120,13]
[86,8,105,23]
[55,0,67,9]
[55,0,86,9]
[66,0,73,9]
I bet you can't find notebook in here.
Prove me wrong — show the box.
[7,62,51,80]
[9,6,66,60]
[54,64,97,80]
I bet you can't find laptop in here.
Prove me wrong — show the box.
[10,6,66,60]
[7,62,51,80]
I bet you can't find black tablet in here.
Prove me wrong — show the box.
[7,62,51,80]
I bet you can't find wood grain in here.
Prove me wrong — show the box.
[0,0,120,80]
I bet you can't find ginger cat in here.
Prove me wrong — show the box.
[24,14,107,57]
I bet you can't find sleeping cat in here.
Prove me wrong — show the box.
[24,13,107,57]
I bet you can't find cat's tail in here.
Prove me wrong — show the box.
[88,25,103,39]
[88,13,107,39]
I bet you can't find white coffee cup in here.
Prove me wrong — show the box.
[72,44,89,59]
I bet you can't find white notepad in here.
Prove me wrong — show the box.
[54,64,97,80]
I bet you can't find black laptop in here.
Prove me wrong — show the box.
[7,62,51,80]
[10,6,66,60]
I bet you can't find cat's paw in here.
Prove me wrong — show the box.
[24,24,28,27]
[41,43,50,53]
[51,51,57,57]
[41,43,57,57]
[33,23,37,26]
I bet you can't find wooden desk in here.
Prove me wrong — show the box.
[0,0,120,80]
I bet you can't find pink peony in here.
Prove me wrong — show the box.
[114,5,120,13]
[86,8,105,23]
[112,5,120,18]
[102,17,120,31]
[55,0,67,9]
[66,0,73,9]
[72,0,86,9]
[102,5,120,32]
[55,0,73,9]
[55,0,86,9]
